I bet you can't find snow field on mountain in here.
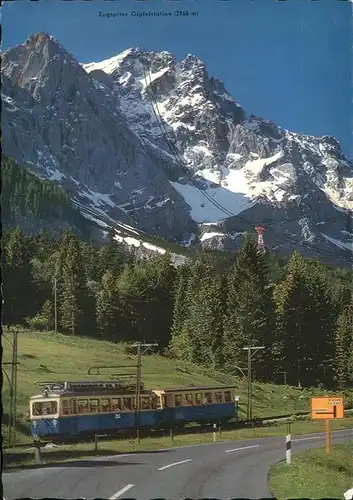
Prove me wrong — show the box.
[169,180,253,223]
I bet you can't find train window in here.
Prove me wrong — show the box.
[204,392,212,404]
[62,399,70,415]
[195,393,202,405]
[141,397,150,410]
[78,399,88,413]
[185,393,193,405]
[123,397,132,411]
[111,398,121,411]
[101,398,111,412]
[32,401,58,416]
[215,392,223,403]
[69,399,77,415]
[151,396,158,409]
[161,395,167,408]
[224,391,232,402]
[174,394,182,407]
[89,399,100,413]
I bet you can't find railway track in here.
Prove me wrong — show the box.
[5,411,310,449]
[6,408,353,449]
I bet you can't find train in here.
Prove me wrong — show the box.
[28,380,240,440]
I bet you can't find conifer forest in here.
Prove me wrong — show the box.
[3,225,352,391]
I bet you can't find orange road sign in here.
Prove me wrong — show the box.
[311,397,344,420]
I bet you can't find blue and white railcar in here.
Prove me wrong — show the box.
[154,386,239,426]
[29,381,161,439]
[28,381,240,440]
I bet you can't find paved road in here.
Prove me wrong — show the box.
[3,429,352,499]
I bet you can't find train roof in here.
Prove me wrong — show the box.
[153,386,238,393]
[30,390,154,400]
[36,380,144,393]
[30,381,238,400]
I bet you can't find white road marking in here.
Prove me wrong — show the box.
[292,436,322,442]
[158,459,193,471]
[225,444,259,453]
[109,484,134,500]
[97,454,129,461]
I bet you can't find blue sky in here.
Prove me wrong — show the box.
[2,0,351,158]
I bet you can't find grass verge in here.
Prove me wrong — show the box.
[268,440,353,500]
[3,417,353,470]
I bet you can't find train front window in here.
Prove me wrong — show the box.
[32,401,58,416]
[224,391,232,402]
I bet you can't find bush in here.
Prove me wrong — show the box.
[123,344,137,355]
[26,314,49,331]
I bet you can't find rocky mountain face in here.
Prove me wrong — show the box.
[2,33,352,266]
[1,33,196,243]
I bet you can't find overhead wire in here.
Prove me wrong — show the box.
[142,57,235,221]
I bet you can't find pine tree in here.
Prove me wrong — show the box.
[58,232,87,335]
[98,231,132,279]
[41,300,54,331]
[274,252,309,386]
[80,240,100,283]
[223,236,275,380]
[170,265,192,358]
[304,263,337,387]
[3,227,34,324]
[334,296,353,388]
[178,256,223,367]
[147,252,176,349]
[180,256,211,361]
[273,252,336,387]
[192,270,225,368]
[115,254,175,346]
[96,270,121,339]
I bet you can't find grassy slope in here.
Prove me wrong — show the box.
[269,441,353,500]
[2,327,347,445]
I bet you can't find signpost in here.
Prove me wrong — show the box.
[311,397,344,454]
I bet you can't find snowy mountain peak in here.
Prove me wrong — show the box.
[2,34,352,267]
[82,47,143,75]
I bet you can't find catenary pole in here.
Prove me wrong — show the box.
[242,346,265,420]
[131,342,158,442]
